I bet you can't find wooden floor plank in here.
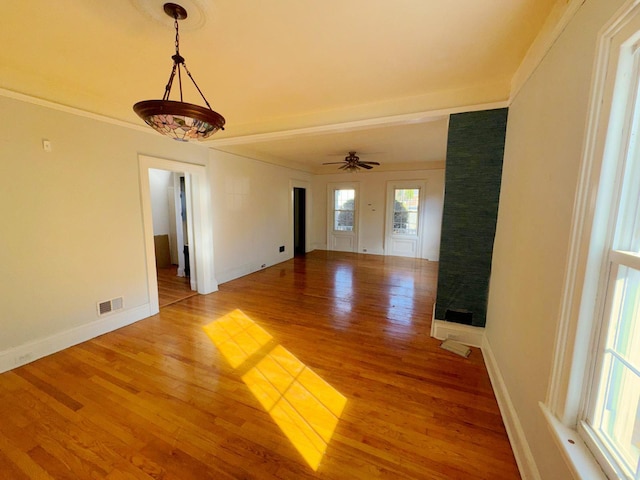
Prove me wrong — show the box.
[0,251,520,478]
[157,265,197,308]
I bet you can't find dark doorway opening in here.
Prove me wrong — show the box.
[293,187,306,256]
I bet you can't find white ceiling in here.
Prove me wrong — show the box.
[1,0,560,172]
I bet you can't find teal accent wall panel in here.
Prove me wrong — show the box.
[435,108,508,327]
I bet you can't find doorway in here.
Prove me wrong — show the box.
[148,169,197,307]
[294,187,306,256]
[139,155,218,315]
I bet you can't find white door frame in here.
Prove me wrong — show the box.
[139,155,218,314]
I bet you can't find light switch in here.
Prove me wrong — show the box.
[42,140,52,152]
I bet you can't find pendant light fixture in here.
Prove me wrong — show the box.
[133,3,225,141]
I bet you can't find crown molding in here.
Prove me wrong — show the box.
[207,101,508,147]
[0,88,153,135]
[510,0,586,102]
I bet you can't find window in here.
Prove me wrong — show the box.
[545,5,640,479]
[334,189,355,232]
[584,77,640,477]
[590,264,640,474]
[393,188,420,235]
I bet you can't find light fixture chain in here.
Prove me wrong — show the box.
[177,64,183,102]
[163,63,178,101]
[182,62,213,110]
[173,12,183,102]
[174,16,180,55]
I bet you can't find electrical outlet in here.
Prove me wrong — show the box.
[279,246,285,252]
[261,264,266,268]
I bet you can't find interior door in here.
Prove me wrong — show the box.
[327,183,359,252]
[385,181,426,258]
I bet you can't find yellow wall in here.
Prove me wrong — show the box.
[485,0,626,477]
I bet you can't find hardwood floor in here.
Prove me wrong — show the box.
[0,251,520,479]
[157,265,198,308]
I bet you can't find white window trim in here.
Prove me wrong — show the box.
[543,1,640,478]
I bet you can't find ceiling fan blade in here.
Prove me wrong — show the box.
[327,151,382,156]
[359,161,380,166]
[359,164,373,169]
[323,162,348,165]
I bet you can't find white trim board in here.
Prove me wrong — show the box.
[0,87,508,151]
[430,310,538,478]
[0,88,152,135]
[207,102,508,147]
[430,318,485,348]
[510,0,586,103]
[0,304,152,374]
[482,336,543,480]
[539,404,607,479]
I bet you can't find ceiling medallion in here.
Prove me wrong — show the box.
[130,0,209,31]
[133,3,225,141]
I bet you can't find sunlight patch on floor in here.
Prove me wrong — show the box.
[203,309,347,470]
[202,309,273,368]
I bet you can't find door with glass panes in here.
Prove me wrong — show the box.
[327,184,358,252]
[384,181,425,258]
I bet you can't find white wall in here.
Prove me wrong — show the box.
[485,0,626,478]
[208,150,312,284]
[311,169,445,260]
[0,95,209,364]
[148,168,172,236]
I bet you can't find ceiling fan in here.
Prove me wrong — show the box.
[323,152,381,171]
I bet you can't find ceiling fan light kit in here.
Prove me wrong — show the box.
[133,3,225,141]
[323,151,381,172]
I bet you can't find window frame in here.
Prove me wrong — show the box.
[333,188,356,232]
[544,2,640,478]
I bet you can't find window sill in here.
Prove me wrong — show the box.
[539,403,608,479]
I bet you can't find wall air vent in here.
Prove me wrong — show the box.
[97,297,124,316]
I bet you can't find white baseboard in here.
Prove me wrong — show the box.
[361,248,385,255]
[482,336,542,480]
[430,318,485,347]
[216,264,255,285]
[0,304,153,374]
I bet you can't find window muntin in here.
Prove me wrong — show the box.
[591,261,640,476]
[393,188,420,235]
[334,189,355,232]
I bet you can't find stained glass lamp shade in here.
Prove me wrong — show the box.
[134,100,225,141]
[133,3,225,141]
